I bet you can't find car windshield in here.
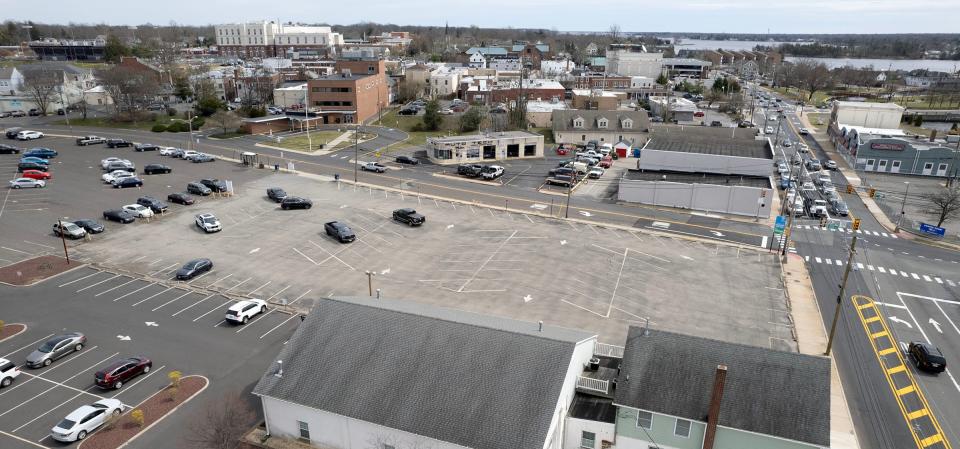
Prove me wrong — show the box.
[203,217,217,223]
[38,340,58,353]
[185,261,200,269]
[56,418,76,430]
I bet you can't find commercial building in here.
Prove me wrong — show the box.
[273,83,307,109]
[491,79,564,104]
[254,296,597,449]
[552,110,650,145]
[526,100,569,128]
[214,21,343,58]
[831,124,960,177]
[427,131,544,165]
[606,44,663,78]
[306,69,388,124]
[661,58,712,79]
[571,89,626,111]
[830,101,904,129]
[648,96,697,122]
[565,327,830,449]
[28,37,106,61]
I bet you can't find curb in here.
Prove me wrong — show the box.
[0,262,90,288]
[0,323,27,344]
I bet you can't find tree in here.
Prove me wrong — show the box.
[422,99,442,131]
[173,75,192,101]
[209,110,240,136]
[792,59,834,102]
[459,106,483,132]
[195,96,224,117]
[103,34,130,63]
[98,65,160,121]
[655,73,669,86]
[21,67,60,116]
[704,90,725,108]
[608,24,621,43]
[921,186,960,227]
[184,392,256,449]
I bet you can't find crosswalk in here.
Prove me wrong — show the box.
[805,256,958,287]
[796,225,897,238]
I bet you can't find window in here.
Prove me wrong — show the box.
[466,148,480,159]
[297,421,310,440]
[524,144,537,156]
[622,118,633,129]
[636,411,653,429]
[674,418,691,438]
[507,143,520,158]
[580,431,596,449]
[483,145,496,159]
[573,119,584,128]
[597,118,608,129]
[433,148,452,159]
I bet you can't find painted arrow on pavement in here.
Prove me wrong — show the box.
[578,211,593,217]
[710,231,725,237]
[117,335,131,341]
[523,295,533,303]
[929,318,942,333]
[145,322,158,327]
[888,316,912,328]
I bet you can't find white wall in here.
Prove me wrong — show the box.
[563,417,616,449]
[639,149,772,177]
[543,338,597,449]
[554,131,647,146]
[617,179,772,218]
[835,107,902,129]
[262,396,473,449]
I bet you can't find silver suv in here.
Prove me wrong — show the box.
[195,213,222,233]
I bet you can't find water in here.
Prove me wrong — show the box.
[675,38,799,51]
[785,57,959,72]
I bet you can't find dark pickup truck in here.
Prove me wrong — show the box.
[106,139,133,148]
[457,164,485,177]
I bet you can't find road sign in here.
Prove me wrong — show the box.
[774,215,786,236]
[919,223,946,237]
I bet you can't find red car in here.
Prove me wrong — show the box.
[21,169,51,180]
[95,356,152,389]
[693,111,705,118]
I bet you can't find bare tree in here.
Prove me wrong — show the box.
[921,186,960,227]
[608,24,621,43]
[792,59,834,102]
[21,67,60,116]
[209,110,241,136]
[184,392,256,449]
[98,66,160,121]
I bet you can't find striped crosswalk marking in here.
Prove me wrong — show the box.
[901,271,910,277]
[815,257,822,264]
[923,275,932,282]
[934,277,943,284]
[836,260,843,266]
[856,263,864,269]
[878,267,887,273]
[825,258,833,265]
[948,280,956,287]
[867,265,875,271]
[912,273,920,280]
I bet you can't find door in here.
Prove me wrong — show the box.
[54,340,71,359]
[922,162,934,175]
[877,160,888,172]
[865,159,875,171]
[937,163,948,176]
[891,160,901,173]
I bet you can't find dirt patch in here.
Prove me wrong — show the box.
[79,375,207,449]
[0,323,26,342]
[0,255,79,286]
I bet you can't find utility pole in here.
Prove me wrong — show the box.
[895,182,910,232]
[781,206,796,258]
[564,180,573,218]
[304,86,312,152]
[186,110,193,152]
[365,270,375,296]
[825,235,858,355]
[58,219,70,264]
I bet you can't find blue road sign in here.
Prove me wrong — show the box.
[919,223,946,237]
[774,215,786,233]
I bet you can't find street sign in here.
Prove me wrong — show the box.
[919,223,946,237]
[774,215,786,235]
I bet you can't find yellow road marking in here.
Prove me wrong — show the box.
[865,316,881,323]
[887,365,906,375]
[897,385,916,396]
[879,347,898,356]
[871,330,889,339]
[923,435,945,447]
[908,409,930,420]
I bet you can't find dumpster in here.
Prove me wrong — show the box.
[632,148,641,158]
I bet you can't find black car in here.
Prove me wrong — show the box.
[324,221,356,243]
[395,155,420,165]
[200,178,227,193]
[0,144,20,154]
[548,167,576,178]
[175,258,213,280]
[143,164,172,175]
[457,164,484,177]
[908,341,946,374]
[280,196,312,210]
[102,209,136,224]
[398,108,418,116]
[134,143,160,152]
[113,177,143,188]
[266,187,287,202]
[72,219,105,234]
[28,109,41,116]
[5,127,23,139]
[167,192,196,205]
[136,196,169,213]
[186,182,212,196]
[393,208,425,226]
[106,139,133,148]
[18,162,48,172]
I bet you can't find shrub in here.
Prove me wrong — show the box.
[147,113,158,122]
[151,124,167,132]
[165,122,182,132]
[0,320,4,331]
[410,122,424,132]
[168,370,182,387]
[191,117,205,128]
[130,409,144,427]
[166,107,177,117]
[167,385,179,402]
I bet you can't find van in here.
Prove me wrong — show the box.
[572,162,589,174]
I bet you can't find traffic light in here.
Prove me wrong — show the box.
[846,184,854,194]
[853,218,861,230]
[869,188,877,198]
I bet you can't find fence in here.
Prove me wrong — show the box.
[576,376,610,395]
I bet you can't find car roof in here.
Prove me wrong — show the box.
[99,357,142,372]
[229,299,262,311]
[198,213,216,219]
[64,405,98,421]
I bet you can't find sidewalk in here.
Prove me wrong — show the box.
[783,253,861,449]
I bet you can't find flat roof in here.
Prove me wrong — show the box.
[835,101,904,111]
[646,128,771,159]
[429,131,542,143]
[624,170,772,189]
[311,73,373,81]
[569,393,616,423]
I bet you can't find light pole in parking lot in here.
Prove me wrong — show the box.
[895,181,910,233]
[365,270,375,296]
[57,218,70,265]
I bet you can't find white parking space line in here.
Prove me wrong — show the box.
[21,240,55,250]
[185,270,214,285]
[259,313,301,339]
[247,280,272,296]
[0,345,100,397]
[0,429,46,448]
[2,333,55,359]
[202,273,233,288]
[147,258,164,266]
[151,291,194,312]
[132,287,175,306]
[113,282,156,302]
[12,385,99,432]
[0,245,32,255]
[0,351,118,417]
[149,262,179,276]
[238,289,311,334]
[58,271,103,288]
[308,240,356,270]
[223,277,253,293]
[111,364,166,399]
[94,278,136,297]
[76,274,121,292]
[171,294,215,317]
[196,298,234,323]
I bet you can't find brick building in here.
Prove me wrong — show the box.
[306,71,388,124]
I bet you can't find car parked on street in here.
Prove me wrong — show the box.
[266,187,287,202]
[143,164,172,175]
[26,333,86,368]
[393,208,425,226]
[281,196,312,210]
[102,209,136,224]
[53,222,87,239]
[225,299,267,324]
[167,192,195,205]
[908,341,946,374]
[0,358,20,387]
[176,258,213,280]
[325,221,356,243]
[587,167,604,179]
[73,219,105,234]
[122,204,154,218]
[195,213,222,233]
[136,196,168,213]
[106,139,132,148]
[9,177,45,189]
[829,199,849,216]
[94,356,152,389]
[187,182,212,196]
[49,399,124,442]
[395,155,419,165]
[825,160,837,170]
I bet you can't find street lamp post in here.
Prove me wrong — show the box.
[895,181,910,232]
[58,218,70,264]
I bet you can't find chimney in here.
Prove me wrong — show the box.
[702,365,728,449]
[273,360,284,378]
[538,321,543,332]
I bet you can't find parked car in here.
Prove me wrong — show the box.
[167,192,195,205]
[439,108,454,115]
[798,127,810,135]
[21,169,51,180]
[113,177,143,188]
[395,155,419,165]
[49,399,124,442]
[548,167,576,178]
[280,196,312,210]
[53,222,87,239]
[0,144,21,154]
[26,333,86,368]
[808,199,829,218]
[825,160,838,170]
[143,164,172,175]
[195,213,222,233]
[28,108,41,116]
[710,120,723,127]
[9,178,45,189]
[393,208,425,226]
[908,341,946,374]
[94,356,152,389]
[105,161,136,172]
[266,187,287,202]
[189,153,215,163]
[76,136,105,146]
[72,219,105,234]
[176,258,213,280]
[225,299,267,324]
[102,170,134,184]
[693,111,705,118]
[102,209,136,224]
[16,130,43,140]
[136,196,168,214]
[100,157,126,169]
[187,182,212,196]
[24,147,57,158]
[398,108,418,116]
[361,161,388,173]
[458,164,484,177]
[181,150,199,160]
[4,127,23,139]
[587,167,604,179]
[134,143,160,152]
[106,139,132,148]
[122,204,154,218]
[806,159,822,171]
[17,162,47,172]
[0,358,20,387]
[481,165,504,180]
[325,221,356,243]
[9,110,26,117]
[20,156,49,165]
[200,178,227,193]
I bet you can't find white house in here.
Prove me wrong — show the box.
[468,52,487,69]
[429,65,464,97]
[0,67,24,96]
[253,296,598,449]
[82,86,113,106]
[489,57,522,72]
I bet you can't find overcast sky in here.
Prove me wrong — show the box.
[2,0,957,34]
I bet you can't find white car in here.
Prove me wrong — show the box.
[799,127,810,135]
[122,204,154,218]
[481,165,504,180]
[195,213,222,233]
[588,167,604,179]
[159,147,179,156]
[225,299,267,324]
[361,162,387,173]
[181,150,199,160]
[50,399,124,442]
[0,358,20,387]
[100,157,130,169]
[9,178,45,189]
[102,170,133,184]
[765,126,774,134]
[16,130,43,140]
[438,108,454,115]
[825,160,838,170]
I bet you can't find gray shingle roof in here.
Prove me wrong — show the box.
[19,62,89,76]
[646,127,772,159]
[613,327,830,447]
[552,109,650,132]
[254,296,595,449]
